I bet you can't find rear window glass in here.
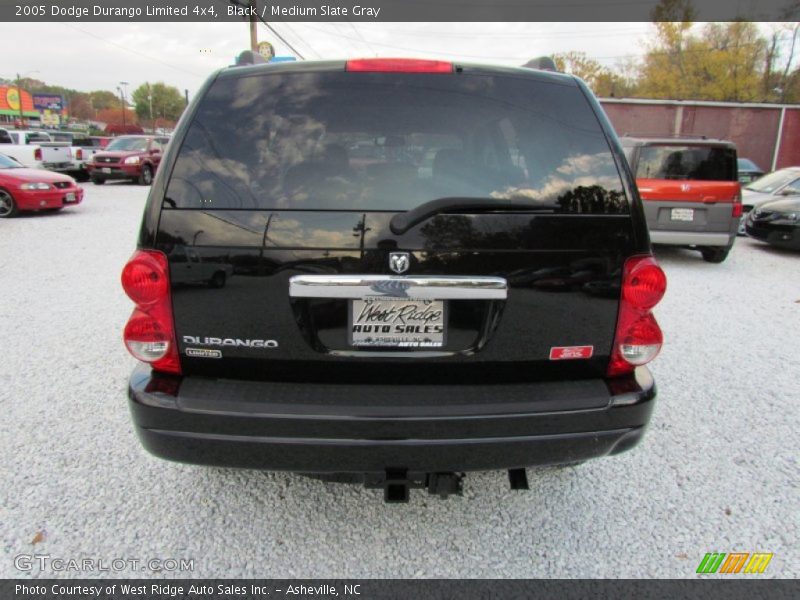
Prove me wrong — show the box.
[165,71,628,213]
[635,144,736,181]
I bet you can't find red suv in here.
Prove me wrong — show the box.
[621,137,742,263]
[87,135,169,186]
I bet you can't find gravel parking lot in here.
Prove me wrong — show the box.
[1,182,798,579]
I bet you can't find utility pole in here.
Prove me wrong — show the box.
[15,73,24,128]
[117,81,129,128]
[147,83,153,131]
[249,0,258,51]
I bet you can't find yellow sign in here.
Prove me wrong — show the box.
[6,87,21,111]
[257,41,274,61]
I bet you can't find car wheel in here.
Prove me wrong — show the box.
[91,177,105,185]
[0,188,18,218]
[75,171,90,183]
[138,165,153,186]
[700,247,730,263]
[209,271,227,289]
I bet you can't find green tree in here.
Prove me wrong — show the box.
[131,82,184,124]
[89,90,122,111]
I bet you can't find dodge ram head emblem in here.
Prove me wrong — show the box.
[389,252,410,274]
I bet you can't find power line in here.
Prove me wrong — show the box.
[222,0,306,59]
[63,24,205,78]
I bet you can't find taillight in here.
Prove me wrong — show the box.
[732,187,743,217]
[75,149,83,160]
[121,250,181,374]
[345,58,453,73]
[34,148,42,161]
[608,255,666,377]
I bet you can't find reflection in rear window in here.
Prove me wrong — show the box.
[636,145,736,181]
[166,71,628,214]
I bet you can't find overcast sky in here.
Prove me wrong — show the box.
[0,21,659,97]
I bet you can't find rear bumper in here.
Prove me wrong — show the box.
[642,199,737,247]
[128,364,657,473]
[650,231,732,246]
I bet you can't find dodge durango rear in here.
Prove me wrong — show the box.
[123,56,666,502]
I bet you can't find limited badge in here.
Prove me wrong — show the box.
[549,346,594,360]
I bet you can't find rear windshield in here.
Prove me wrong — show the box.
[635,144,736,181]
[165,70,628,213]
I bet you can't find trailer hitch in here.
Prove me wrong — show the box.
[365,469,464,503]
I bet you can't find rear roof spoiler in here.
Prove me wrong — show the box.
[233,50,268,67]
[522,57,558,72]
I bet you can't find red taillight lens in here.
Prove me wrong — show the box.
[608,255,666,377]
[121,250,180,374]
[345,58,453,73]
[34,148,42,161]
[732,203,743,218]
[622,257,667,310]
[121,252,169,305]
[75,149,83,160]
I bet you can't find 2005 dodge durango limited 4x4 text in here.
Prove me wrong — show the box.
[123,57,667,502]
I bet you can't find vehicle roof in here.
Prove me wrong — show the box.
[217,58,580,88]
[620,136,736,148]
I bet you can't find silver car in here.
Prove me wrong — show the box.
[739,166,800,234]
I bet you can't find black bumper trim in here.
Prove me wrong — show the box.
[128,365,656,472]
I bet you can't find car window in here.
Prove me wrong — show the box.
[746,170,800,193]
[105,137,149,152]
[26,132,51,143]
[0,129,12,144]
[782,180,800,195]
[165,71,629,214]
[0,154,22,168]
[636,145,736,181]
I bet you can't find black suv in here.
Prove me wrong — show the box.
[123,58,666,501]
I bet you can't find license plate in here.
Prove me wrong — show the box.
[350,298,446,348]
[102,167,111,174]
[65,192,76,202]
[671,208,694,222]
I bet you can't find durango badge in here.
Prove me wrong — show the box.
[389,252,410,274]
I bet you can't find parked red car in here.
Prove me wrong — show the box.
[87,135,169,186]
[0,153,83,218]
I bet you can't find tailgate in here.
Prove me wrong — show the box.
[638,180,740,233]
[159,209,634,383]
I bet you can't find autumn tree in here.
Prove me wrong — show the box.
[553,51,635,97]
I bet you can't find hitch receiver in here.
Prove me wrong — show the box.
[366,470,464,503]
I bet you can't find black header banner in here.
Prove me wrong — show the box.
[0,0,798,22]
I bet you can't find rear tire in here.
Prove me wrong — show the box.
[700,247,730,263]
[138,165,153,186]
[0,188,18,218]
[91,177,105,185]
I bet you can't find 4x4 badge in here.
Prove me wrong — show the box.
[389,252,410,274]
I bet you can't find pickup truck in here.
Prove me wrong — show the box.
[5,129,77,176]
[0,127,44,169]
[50,131,105,181]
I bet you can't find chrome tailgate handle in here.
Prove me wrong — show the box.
[289,275,507,300]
